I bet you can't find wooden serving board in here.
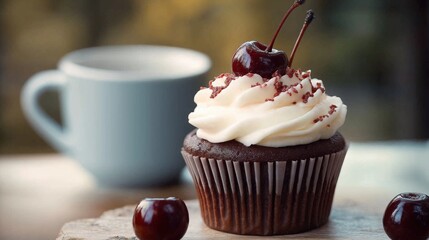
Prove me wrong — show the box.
[57,198,386,240]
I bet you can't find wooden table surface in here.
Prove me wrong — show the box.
[1,141,428,240]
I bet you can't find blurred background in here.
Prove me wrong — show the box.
[0,0,428,154]
[0,1,428,240]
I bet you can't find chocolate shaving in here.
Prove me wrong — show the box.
[302,92,313,103]
[313,105,338,124]
[286,67,312,80]
[329,104,337,115]
[313,114,329,123]
[292,87,299,93]
[302,79,325,103]
[286,67,295,78]
[312,82,325,94]
[271,76,301,99]
[302,71,310,79]
[207,68,315,101]
[251,82,268,88]
[209,73,236,98]
[272,70,282,78]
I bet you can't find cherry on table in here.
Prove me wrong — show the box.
[132,197,189,240]
[383,192,429,240]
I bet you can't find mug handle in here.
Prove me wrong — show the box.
[21,70,71,154]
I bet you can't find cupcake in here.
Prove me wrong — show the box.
[182,2,347,236]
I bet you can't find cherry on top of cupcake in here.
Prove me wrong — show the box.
[232,0,314,78]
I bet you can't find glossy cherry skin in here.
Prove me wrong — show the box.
[133,197,189,240]
[232,41,288,78]
[383,192,429,240]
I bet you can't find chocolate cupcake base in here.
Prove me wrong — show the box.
[182,148,347,235]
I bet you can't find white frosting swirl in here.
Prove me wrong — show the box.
[188,70,347,147]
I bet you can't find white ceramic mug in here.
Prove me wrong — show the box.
[21,45,211,187]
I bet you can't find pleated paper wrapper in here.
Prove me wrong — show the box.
[182,148,347,235]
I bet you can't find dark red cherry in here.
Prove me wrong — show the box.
[232,41,287,78]
[232,0,314,78]
[133,197,189,240]
[383,192,429,240]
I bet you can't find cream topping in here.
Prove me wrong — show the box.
[188,70,347,147]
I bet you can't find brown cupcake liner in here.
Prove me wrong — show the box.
[181,147,347,235]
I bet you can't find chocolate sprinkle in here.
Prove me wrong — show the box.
[208,73,236,98]
[329,104,337,115]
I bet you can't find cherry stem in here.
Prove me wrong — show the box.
[266,0,305,52]
[288,10,314,68]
